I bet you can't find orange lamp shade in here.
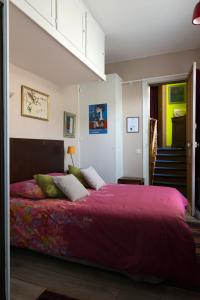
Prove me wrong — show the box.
[67,146,76,155]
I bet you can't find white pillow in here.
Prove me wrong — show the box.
[81,166,105,190]
[53,175,89,201]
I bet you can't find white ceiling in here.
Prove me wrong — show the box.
[83,0,200,63]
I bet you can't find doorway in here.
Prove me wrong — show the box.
[149,82,187,196]
[143,63,200,217]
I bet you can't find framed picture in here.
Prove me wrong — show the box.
[89,103,108,134]
[21,85,49,121]
[64,112,76,138]
[168,84,186,104]
[127,117,139,133]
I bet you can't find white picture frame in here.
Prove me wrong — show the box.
[127,117,139,133]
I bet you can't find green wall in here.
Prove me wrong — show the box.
[166,83,186,146]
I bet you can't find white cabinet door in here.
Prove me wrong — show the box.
[57,0,86,55]
[86,12,105,73]
[25,0,56,25]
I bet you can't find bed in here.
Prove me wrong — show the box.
[10,138,199,286]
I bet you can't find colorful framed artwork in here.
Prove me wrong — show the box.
[21,85,49,121]
[89,103,108,134]
[64,111,76,138]
[168,83,186,104]
[127,117,139,133]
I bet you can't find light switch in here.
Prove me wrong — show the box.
[136,149,142,154]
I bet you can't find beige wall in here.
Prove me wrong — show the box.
[123,82,143,177]
[106,48,200,81]
[10,64,80,169]
[106,48,200,178]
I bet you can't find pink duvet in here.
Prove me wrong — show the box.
[10,184,198,285]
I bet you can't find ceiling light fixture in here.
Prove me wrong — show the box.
[193,1,200,24]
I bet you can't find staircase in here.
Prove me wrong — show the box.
[152,147,187,196]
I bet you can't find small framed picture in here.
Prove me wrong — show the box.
[21,85,49,121]
[127,117,139,133]
[64,112,76,138]
[89,103,108,135]
[168,84,186,104]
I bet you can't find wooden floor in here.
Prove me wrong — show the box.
[11,248,200,300]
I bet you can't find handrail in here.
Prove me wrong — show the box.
[149,118,158,185]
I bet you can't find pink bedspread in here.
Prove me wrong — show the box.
[10,184,198,285]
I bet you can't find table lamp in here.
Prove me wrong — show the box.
[67,146,76,166]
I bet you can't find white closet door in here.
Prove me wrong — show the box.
[25,0,56,25]
[86,12,105,73]
[57,0,86,54]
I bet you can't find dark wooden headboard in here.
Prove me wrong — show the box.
[10,138,64,183]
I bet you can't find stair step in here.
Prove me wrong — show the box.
[155,166,186,170]
[153,181,186,187]
[157,148,186,155]
[154,173,186,178]
[155,160,186,168]
[153,175,186,184]
[157,147,185,151]
[157,153,186,157]
[156,154,186,162]
[156,160,185,163]
[154,166,186,176]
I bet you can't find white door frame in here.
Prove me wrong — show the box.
[187,62,197,217]
[142,73,187,185]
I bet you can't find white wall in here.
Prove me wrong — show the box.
[10,64,80,169]
[79,74,123,183]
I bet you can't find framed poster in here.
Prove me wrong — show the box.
[21,85,49,121]
[89,103,108,134]
[168,84,186,104]
[127,117,139,133]
[63,112,76,138]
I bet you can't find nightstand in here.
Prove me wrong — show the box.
[118,176,144,185]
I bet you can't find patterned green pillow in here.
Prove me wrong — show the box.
[34,174,65,198]
[68,165,88,187]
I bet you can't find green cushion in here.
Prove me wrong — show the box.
[34,174,65,198]
[68,165,88,187]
